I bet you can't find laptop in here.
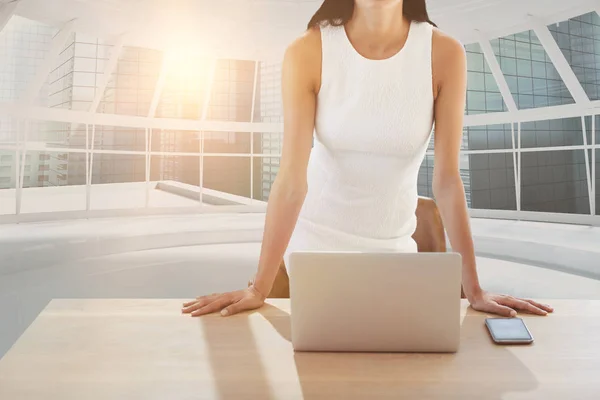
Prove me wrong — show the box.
[289,252,462,353]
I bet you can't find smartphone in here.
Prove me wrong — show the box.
[485,318,534,344]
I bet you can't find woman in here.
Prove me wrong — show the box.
[183,0,553,318]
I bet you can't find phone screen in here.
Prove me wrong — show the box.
[485,318,533,343]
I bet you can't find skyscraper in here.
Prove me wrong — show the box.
[1,18,261,199]
[0,16,56,189]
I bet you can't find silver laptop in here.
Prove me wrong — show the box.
[289,252,462,353]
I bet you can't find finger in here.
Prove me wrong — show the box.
[183,293,220,308]
[524,299,554,313]
[191,297,234,317]
[221,298,254,317]
[501,298,547,316]
[483,301,517,317]
[182,301,205,314]
[182,296,218,314]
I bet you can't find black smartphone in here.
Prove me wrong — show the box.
[485,318,534,344]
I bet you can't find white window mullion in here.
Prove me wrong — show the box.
[592,115,597,215]
[476,32,518,113]
[143,56,170,205]
[580,117,594,214]
[250,61,259,203]
[514,122,522,212]
[530,17,590,105]
[510,122,520,210]
[198,60,217,205]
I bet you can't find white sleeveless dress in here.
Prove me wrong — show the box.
[284,21,435,266]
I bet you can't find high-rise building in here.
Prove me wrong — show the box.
[2,10,599,216]
[454,13,598,214]
[46,36,156,186]
[258,61,283,201]
[0,16,56,189]
[1,18,261,198]
[252,13,599,216]
[154,58,261,199]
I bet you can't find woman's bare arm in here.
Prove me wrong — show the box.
[182,30,321,316]
[253,30,322,296]
[431,30,552,317]
[430,31,478,297]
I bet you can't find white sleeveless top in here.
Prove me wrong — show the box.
[284,21,435,266]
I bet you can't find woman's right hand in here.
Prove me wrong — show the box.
[182,286,266,317]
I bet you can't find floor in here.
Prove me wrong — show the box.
[1,213,599,359]
[470,218,600,253]
[469,218,600,279]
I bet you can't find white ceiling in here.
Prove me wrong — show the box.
[8,0,600,61]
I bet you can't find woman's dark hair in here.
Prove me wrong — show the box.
[307,0,436,29]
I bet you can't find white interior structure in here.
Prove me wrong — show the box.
[1,0,600,359]
[0,0,598,224]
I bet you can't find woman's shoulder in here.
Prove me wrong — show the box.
[431,27,466,92]
[285,27,322,62]
[283,28,323,93]
[431,27,465,66]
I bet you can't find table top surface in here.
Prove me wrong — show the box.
[1,299,599,400]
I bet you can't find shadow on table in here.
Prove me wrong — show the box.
[259,305,539,400]
[200,311,276,399]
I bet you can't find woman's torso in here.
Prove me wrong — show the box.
[286,21,435,264]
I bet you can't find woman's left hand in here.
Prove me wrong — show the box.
[469,290,554,317]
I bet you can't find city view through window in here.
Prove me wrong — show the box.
[0,11,599,221]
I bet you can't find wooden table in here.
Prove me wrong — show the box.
[0,299,599,399]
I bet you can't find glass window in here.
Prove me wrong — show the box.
[549,11,600,100]
[592,148,600,215]
[467,150,516,211]
[569,19,583,36]
[505,75,518,93]
[518,77,533,94]
[500,57,517,75]
[516,59,533,77]
[493,29,575,109]
[530,44,546,62]
[0,16,58,104]
[0,150,16,214]
[515,41,532,60]
[464,124,513,151]
[513,118,592,215]
[467,91,486,113]
[466,51,484,71]
[531,61,547,78]
[534,95,549,107]
[498,38,516,58]
[484,74,498,91]
[468,71,485,91]
[515,31,531,43]
[547,80,570,100]
[485,92,504,112]
[521,149,590,215]
[521,118,583,149]
[465,43,506,115]
[518,94,534,108]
